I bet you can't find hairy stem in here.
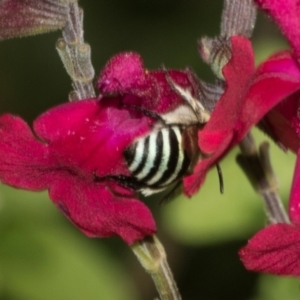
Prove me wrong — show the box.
[199,0,257,79]
[56,1,95,100]
[262,190,290,224]
[131,236,181,300]
[221,0,257,38]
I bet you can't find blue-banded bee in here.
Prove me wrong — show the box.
[123,124,200,196]
[103,70,223,197]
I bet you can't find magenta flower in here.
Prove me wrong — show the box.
[0,98,157,245]
[183,36,300,196]
[0,52,205,244]
[239,0,300,277]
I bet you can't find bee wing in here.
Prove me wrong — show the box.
[186,68,225,113]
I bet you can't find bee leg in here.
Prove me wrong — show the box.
[158,181,182,205]
[216,163,224,194]
[94,173,146,191]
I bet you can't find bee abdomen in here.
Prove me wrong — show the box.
[124,126,190,191]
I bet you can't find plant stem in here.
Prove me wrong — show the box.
[262,190,290,224]
[131,235,181,300]
[56,1,95,100]
[237,132,290,224]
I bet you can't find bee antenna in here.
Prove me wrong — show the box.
[216,163,224,194]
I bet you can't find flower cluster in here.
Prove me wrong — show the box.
[1,0,300,282]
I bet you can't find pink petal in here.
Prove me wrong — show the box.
[183,36,255,196]
[0,0,68,40]
[255,0,300,59]
[97,52,146,95]
[198,36,255,155]
[97,52,165,112]
[34,98,151,176]
[0,114,52,190]
[97,52,198,114]
[256,52,300,153]
[239,224,300,277]
[261,91,300,153]
[0,100,157,244]
[241,51,300,133]
[34,98,101,143]
[48,175,157,244]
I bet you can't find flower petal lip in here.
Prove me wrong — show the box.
[0,98,156,244]
[49,175,157,245]
[0,114,51,190]
[239,223,300,277]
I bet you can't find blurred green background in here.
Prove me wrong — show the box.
[0,1,299,299]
